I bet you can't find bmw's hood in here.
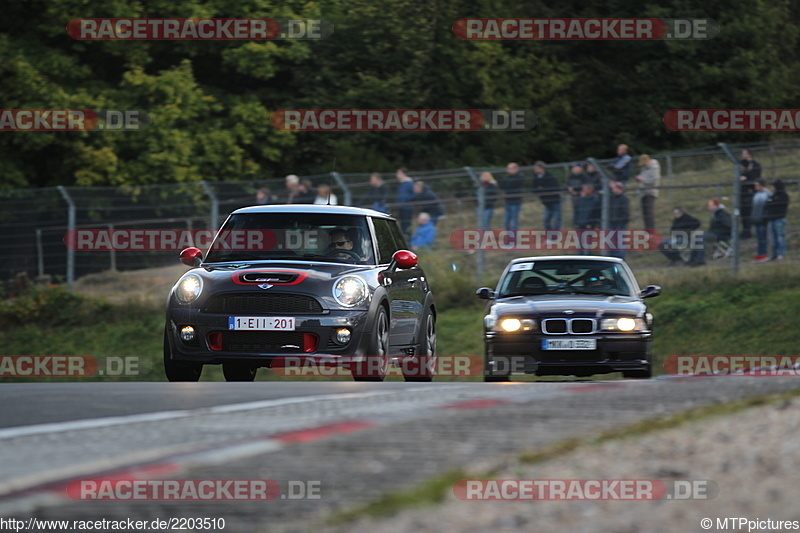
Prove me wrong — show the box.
[491,294,646,318]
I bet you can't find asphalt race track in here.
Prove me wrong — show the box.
[2,377,799,531]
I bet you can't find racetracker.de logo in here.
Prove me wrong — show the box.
[452,18,718,40]
[664,109,800,131]
[0,109,148,132]
[63,229,277,251]
[664,355,800,376]
[450,229,661,252]
[66,18,333,40]
[270,109,537,131]
[453,479,717,500]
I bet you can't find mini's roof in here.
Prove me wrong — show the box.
[231,204,393,218]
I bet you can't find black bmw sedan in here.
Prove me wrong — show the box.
[164,205,436,382]
[477,256,660,381]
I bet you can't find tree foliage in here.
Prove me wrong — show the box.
[1,0,799,189]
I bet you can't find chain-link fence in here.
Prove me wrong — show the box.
[2,139,799,287]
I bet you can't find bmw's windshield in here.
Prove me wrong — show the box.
[204,213,376,265]
[498,260,636,298]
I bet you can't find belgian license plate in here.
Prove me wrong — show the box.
[228,316,296,331]
[541,338,596,350]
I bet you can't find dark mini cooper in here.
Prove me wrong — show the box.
[477,256,660,381]
[164,205,436,382]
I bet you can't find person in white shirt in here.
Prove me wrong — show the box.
[313,184,338,205]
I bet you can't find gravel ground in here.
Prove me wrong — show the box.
[337,395,800,533]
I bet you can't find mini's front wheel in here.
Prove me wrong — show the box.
[163,328,202,382]
[223,362,258,382]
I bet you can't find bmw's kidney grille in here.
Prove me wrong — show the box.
[570,319,594,334]
[203,294,323,314]
[542,318,596,335]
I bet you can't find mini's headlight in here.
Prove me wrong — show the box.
[176,274,203,304]
[601,318,646,332]
[333,276,368,307]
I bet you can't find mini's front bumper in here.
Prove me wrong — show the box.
[166,307,373,366]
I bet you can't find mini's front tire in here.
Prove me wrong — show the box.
[163,328,202,382]
[223,362,258,382]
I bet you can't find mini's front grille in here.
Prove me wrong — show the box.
[542,318,596,335]
[222,331,305,353]
[203,294,324,314]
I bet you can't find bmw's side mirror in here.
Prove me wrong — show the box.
[180,247,203,267]
[640,285,661,299]
[476,287,495,300]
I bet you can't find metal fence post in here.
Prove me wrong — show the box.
[108,223,117,271]
[330,171,351,206]
[35,229,44,277]
[200,181,219,230]
[718,142,741,277]
[586,158,611,229]
[57,186,76,288]
[464,166,484,283]
[666,155,674,204]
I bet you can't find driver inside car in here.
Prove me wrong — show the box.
[327,228,364,262]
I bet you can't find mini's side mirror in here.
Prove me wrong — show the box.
[476,287,495,300]
[180,247,203,267]
[392,250,418,270]
[640,285,661,299]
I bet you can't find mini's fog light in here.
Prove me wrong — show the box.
[180,326,196,342]
[335,328,351,344]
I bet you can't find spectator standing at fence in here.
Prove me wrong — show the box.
[500,162,525,232]
[750,179,772,263]
[739,149,762,239]
[660,207,701,266]
[766,179,789,261]
[297,179,317,203]
[410,212,436,250]
[478,171,499,229]
[395,167,415,239]
[567,164,586,227]
[255,187,278,205]
[585,163,603,192]
[688,198,732,266]
[285,174,300,203]
[361,172,388,212]
[574,184,600,255]
[413,180,444,225]
[313,184,338,205]
[610,144,632,184]
[635,154,660,230]
[532,161,562,230]
[607,181,630,259]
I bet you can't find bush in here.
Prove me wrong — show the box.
[0,286,111,328]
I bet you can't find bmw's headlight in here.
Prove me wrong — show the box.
[495,318,537,332]
[333,276,368,307]
[176,274,203,304]
[600,317,646,332]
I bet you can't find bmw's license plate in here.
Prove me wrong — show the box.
[541,338,596,350]
[228,316,296,331]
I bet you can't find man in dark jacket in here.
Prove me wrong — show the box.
[413,180,444,224]
[395,167,415,239]
[567,164,587,227]
[532,161,562,230]
[607,181,630,258]
[688,198,732,265]
[739,149,761,239]
[610,144,632,183]
[500,162,525,231]
[660,207,701,265]
[574,184,600,255]
[361,172,388,213]
[766,179,789,261]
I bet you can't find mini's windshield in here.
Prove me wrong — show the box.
[204,213,375,265]
[498,260,635,297]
